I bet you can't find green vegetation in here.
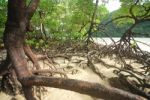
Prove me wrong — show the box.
[0,0,150,43]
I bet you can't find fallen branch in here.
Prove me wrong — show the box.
[22,75,146,100]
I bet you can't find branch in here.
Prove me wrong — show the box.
[86,0,99,46]
[78,22,88,33]
[26,0,40,21]
[101,1,139,26]
[129,0,139,21]
[23,75,146,100]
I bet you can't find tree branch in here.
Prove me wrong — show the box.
[22,75,146,100]
[26,0,40,21]
[101,0,140,27]
[129,0,139,21]
[86,0,99,46]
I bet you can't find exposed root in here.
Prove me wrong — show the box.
[119,74,150,99]
[22,86,37,100]
[0,68,21,95]
[21,75,146,100]
[42,61,56,70]
[42,54,57,69]
[98,36,150,67]
[0,40,149,100]
[24,45,41,70]
[91,57,150,99]
[87,56,106,79]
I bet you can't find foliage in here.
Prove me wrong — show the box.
[94,0,150,37]
[0,0,7,37]
[0,0,150,45]
[31,0,108,41]
[112,0,150,25]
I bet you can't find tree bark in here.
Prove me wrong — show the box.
[3,0,36,99]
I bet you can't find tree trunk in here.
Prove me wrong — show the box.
[3,0,38,99]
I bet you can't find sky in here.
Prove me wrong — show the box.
[105,0,121,12]
[94,0,121,12]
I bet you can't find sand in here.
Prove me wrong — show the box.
[0,54,147,100]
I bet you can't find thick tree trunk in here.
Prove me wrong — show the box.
[4,0,31,80]
[0,0,147,100]
[3,0,36,99]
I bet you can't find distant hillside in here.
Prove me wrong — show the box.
[93,11,150,37]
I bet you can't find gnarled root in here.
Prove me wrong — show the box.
[24,45,41,70]
[0,41,147,100]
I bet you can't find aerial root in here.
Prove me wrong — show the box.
[91,56,150,99]
[24,45,41,70]
[119,74,150,99]
[22,85,37,100]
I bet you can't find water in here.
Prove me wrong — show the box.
[93,37,150,52]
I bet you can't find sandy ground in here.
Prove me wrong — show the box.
[0,53,146,100]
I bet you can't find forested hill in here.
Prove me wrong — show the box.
[93,11,150,37]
